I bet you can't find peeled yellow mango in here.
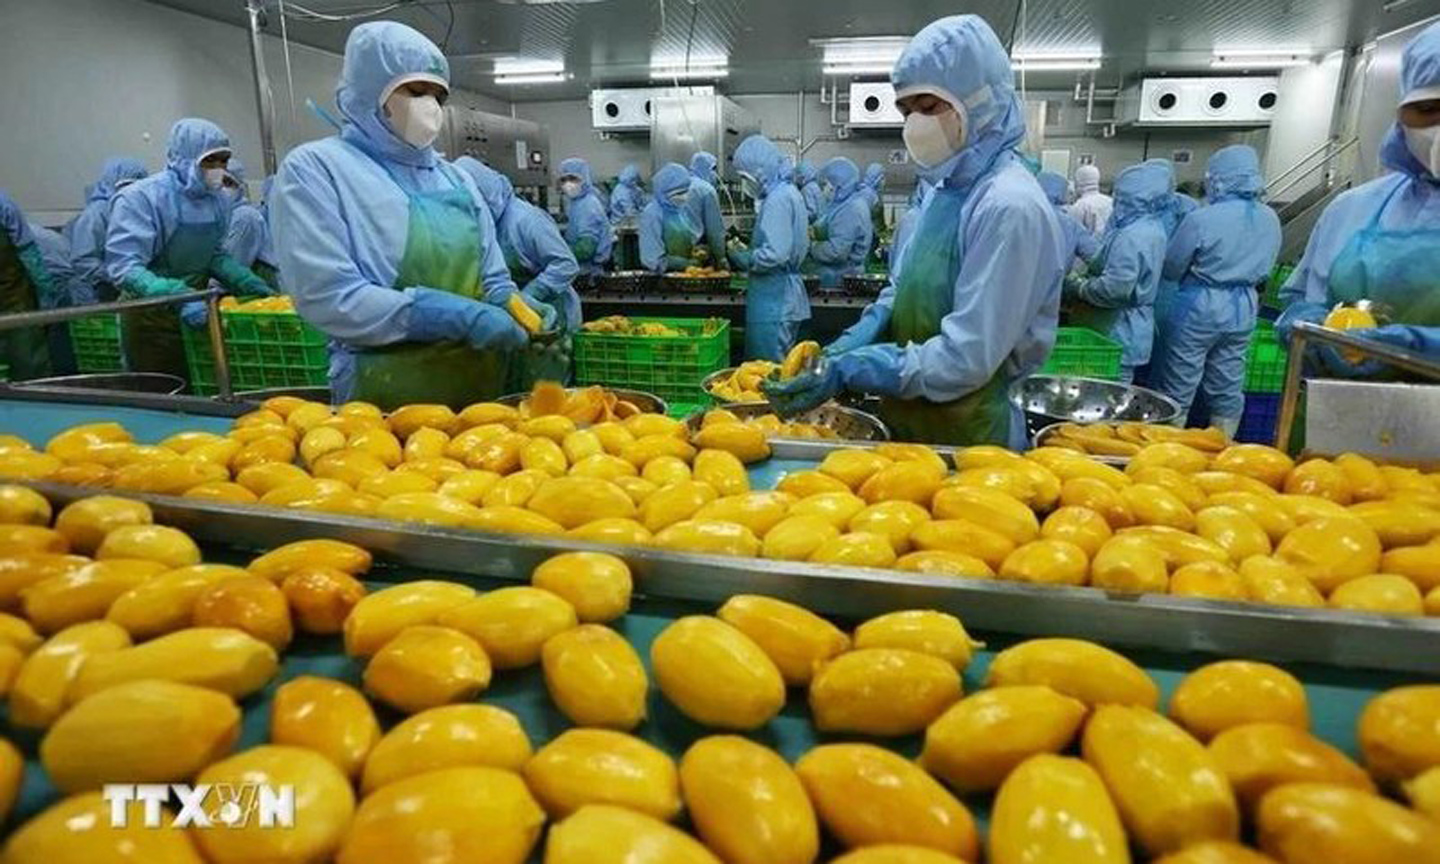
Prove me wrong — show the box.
[1060,477,1134,529]
[848,500,931,553]
[987,637,1159,709]
[692,448,750,496]
[717,594,849,685]
[343,580,477,657]
[521,414,577,443]
[692,422,771,464]
[1170,660,1309,742]
[621,434,696,468]
[41,679,240,792]
[1000,538,1090,586]
[1195,506,1272,563]
[1213,445,1294,489]
[0,553,90,611]
[796,743,979,860]
[777,469,850,498]
[694,491,793,536]
[0,450,61,480]
[810,647,961,736]
[46,422,131,461]
[0,736,18,825]
[895,550,995,578]
[0,525,68,555]
[105,564,249,638]
[1381,544,1440,591]
[545,804,722,864]
[680,735,819,864]
[362,703,531,794]
[1090,536,1170,593]
[1152,842,1282,864]
[819,449,893,489]
[639,480,718,532]
[193,575,293,650]
[1405,765,1440,821]
[569,517,654,546]
[1082,704,1240,855]
[9,620,131,729]
[810,531,898,568]
[948,464,1050,510]
[438,586,576,669]
[95,524,199,569]
[1119,526,1230,569]
[1238,557,1326,608]
[270,675,380,780]
[531,551,632,623]
[375,491,485,528]
[1209,722,1374,809]
[1358,684,1440,782]
[282,567,367,634]
[1275,492,1349,524]
[922,685,1087,792]
[762,514,841,561]
[990,754,1130,864]
[1334,452,1390,502]
[828,847,975,864]
[1257,783,1440,864]
[790,491,867,530]
[22,558,167,633]
[387,403,459,438]
[470,505,565,535]
[2,791,206,864]
[364,624,492,713]
[542,624,648,730]
[653,519,760,557]
[853,609,982,671]
[193,745,355,864]
[1283,458,1353,504]
[436,469,502,504]
[528,476,637,529]
[910,519,1016,569]
[524,728,680,821]
[0,485,50,526]
[1346,500,1440,547]
[359,470,438,498]
[1041,506,1113,557]
[72,626,278,701]
[932,485,1039,545]
[337,766,545,864]
[642,455,691,486]
[1170,560,1248,601]
[0,643,20,694]
[1275,516,1383,592]
[235,461,311,496]
[650,615,785,730]
[859,460,944,506]
[1330,573,1424,616]
[0,611,40,652]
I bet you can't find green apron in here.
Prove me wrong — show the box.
[877,186,1013,446]
[350,156,510,411]
[120,216,224,379]
[0,233,52,380]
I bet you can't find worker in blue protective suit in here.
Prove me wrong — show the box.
[270,21,543,409]
[794,161,824,223]
[1038,171,1099,268]
[557,157,614,275]
[727,135,811,361]
[220,157,249,211]
[687,152,727,265]
[764,15,1066,448]
[456,156,581,389]
[1069,164,1113,239]
[860,162,886,223]
[609,165,646,226]
[1145,176,1203,381]
[1277,20,1440,375]
[1063,159,1172,385]
[106,118,274,380]
[1151,146,1281,437]
[808,157,875,290]
[0,192,59,380]
[67,157,148,304]
[30,223,78,375]
[639,163,704,274]
[225,174,278,289]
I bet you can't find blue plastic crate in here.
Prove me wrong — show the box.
[1237,392,1282,444]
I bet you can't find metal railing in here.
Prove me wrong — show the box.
[1266,137,1360,205]
[0,288,233,399]
[1274,321,1440,449]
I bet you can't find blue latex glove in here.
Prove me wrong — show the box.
[763,344,905,417]
[826,304,891,357]
[763,363,841,418]
[1318,344,1388,379]
[1351,324,1440,356]
[1061,272,1086,300]
[180,301,209,329]
[520,292,559,332]
[727,240,752,271]
[406,287,527,352]
[1275,301,1327,345]
[120,270,190,298]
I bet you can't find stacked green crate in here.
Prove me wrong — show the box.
[1261,263,1295,311]
[1244,320,1287,393]
[67,314,125,373]
[182,309,329,396]
[1040,328,1123,380]
[574,318,730,416]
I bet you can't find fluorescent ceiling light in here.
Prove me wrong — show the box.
[816,36,909,73]
[1012,52,1103,71]
[495,72,571,85]
[650,67,729,80]
[1211,48,1312,68]
[494,58,565,76]
[823,64,896,77]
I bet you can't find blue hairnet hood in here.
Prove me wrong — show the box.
[454,156,513,219]
[820,157,862,203]
[558,157,595,194]
[1037,171,1069,206]
[337,21,449,168]
[794,161,818,185]
[165,118,232,198]
[1205,145,1265,202]
[1109,159,1173,229]
[892,15,1025,189]
[1381,20,1440,177]
[653,162,691,208]
[691,152,718,181]
[735,135,792,194]
[863,163,885,191]
[89,158,148,204]
[618,165,642,187]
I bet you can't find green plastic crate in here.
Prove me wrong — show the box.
[1244,319,1288,393]
[1262,263,1295,310]
[67,314,125,373]
[574,317,730,409]
[183,309,330,396]
[1040,327,1123,380]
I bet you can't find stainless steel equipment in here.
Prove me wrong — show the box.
[651,95,760,180]
[496,387,668,417]
[849,83,903,128]
[685,401,889,442]
[440,103,550,192]
[21,477,1440,676]
[16,374,185,395]
[591,87,715,132]
[1117,77,1280,128]
[1011,375,1182,438]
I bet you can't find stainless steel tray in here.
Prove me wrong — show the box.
[1011,375,1181,438]
[685,401,889,442]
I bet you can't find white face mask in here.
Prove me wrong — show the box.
[384,92,445,149]
[203,167,227,191]
[667,191,688,207]
[1404,124,1440,177]
[903,107,967,170]
[560,180,583,199]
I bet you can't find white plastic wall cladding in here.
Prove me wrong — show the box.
[590,87,717,131]
[1119,77,1281,127]
[848,82,905,128]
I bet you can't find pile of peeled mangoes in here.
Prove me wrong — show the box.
[0,489,1436,863]
[2,395,1440,620]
